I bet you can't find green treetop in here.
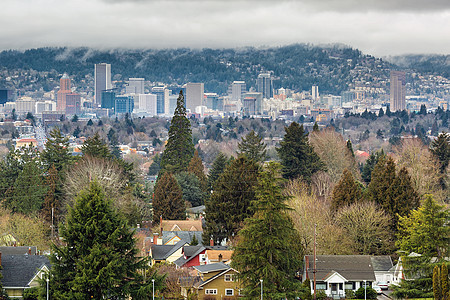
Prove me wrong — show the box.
[207,152,228,191]
[276,122,324,182]
[232,162,303,299]
[187,150,208,193]
[160,91,194,174]
[49,181,164,299]
[152,172,185,224]
[41,127,73,172]
[331,168,363,212]
[366,156,396,205]
[81,132,112,159]
[430,131,450,174]
[203,156,259,245]
[361,149,385,184]
[237,130,267,163]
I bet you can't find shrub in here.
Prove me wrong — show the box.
[345,289,355,299]
[355,287,377,299]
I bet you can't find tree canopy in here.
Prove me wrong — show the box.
[237,130,267,163]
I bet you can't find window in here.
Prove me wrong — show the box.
[205,289,217,295]
[316,282,327,290]
[225,289,234,296]
[224,274,234,282]
[345,282,355,290]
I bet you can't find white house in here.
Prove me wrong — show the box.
[303,255,376,299]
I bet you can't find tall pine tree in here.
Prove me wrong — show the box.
[41,127,73,172]
[361,150,385,184]
[276,122,324,182]
[160,91,194,174]
[187,150,208,193]
[232,163,303,299]
[331,169,363,212]
[237,130,267,163]
[49,181,163,299]
[152,172,185,223]
[207,152,228,191]
[203,156,259,245]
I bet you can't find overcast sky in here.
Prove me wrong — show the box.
[0,0,449,56]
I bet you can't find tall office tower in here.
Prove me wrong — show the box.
[228,81,246,101]
[95,63,112,107]
[101,90,116,109]
[138,94,157,116]
[390,71,406,112]
[0,89,14,105]
[185,83,204,112]
[312,85,319,101]
[244,92,263,114]
[256,73,273,99]
[16,97,36,115]
[115,96,134,114]
[57,74,71,112]
[151,86,169,114]
[126,78,145,94]
[65,93,81,115]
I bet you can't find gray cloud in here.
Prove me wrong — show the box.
[0,0,448,56]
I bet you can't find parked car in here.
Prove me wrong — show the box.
[378,281,389,290]
[373,285,382,294]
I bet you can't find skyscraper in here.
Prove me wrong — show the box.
[312,85,319,101]
[57,74,71,112]
[126,78,145,94]
[152,86,169,114]
[390,71,406,112]
[256,73,273,99]
[185,83,204,112]
[95,63,112,107]
[65,93,81,115]
[228,81,246,101]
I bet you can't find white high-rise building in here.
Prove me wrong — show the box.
[312,85,319,101]
[138,94,157,116]
[126,78,145,94]
[94,63,112,106]
[229,81,246,101]
[185,83,204,112]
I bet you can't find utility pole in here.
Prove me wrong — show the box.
[313,223,317,300]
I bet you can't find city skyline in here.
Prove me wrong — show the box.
[0,0,449,56]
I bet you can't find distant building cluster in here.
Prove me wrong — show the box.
[0,63,448,123]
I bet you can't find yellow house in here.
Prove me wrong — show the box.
[189,262,242,300]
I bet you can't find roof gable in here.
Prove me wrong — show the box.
[305,255,376,281]
[1,255,50,288]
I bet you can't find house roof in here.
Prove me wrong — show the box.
[173,245,206,268]
[151,241,186,260]
[371,256,393,272]
[205,249,233,262]
[1,255,50,288]
[162,231,203,245]
[161,220,203,232]
[194,267,238,289]
[305,255,376,281]
[0,246,37,256]
[194,262,230,274]
[186,205,205,214]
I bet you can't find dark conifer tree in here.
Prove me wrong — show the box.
[366,156,396,206]
[361,150,385,184]
[346,139,355,157]
[49,182,163,299]
[237,130,267,163]
[331,169,363,212]
[430,131,450,174]
[378,107,385,117]
[203,156,259,245]
[81,132,112,158]
[207,152,228,191]
[313,121,320,132]
[187,150,208,193]
[276,122,324,182]
[152,172,185,223]
[232,163,303,299]
[160,91,194,174]
[41,128,73,172]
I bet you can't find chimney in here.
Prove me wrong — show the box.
[218,253,223,262]
[137,223,140,229]
[210,238,214,247]
[153,233,158,245]
[28,247,31,255]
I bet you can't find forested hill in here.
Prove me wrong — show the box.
[0,44,442,95]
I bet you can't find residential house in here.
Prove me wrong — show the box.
[303,255,376,299]
[186,205,205,219]
[149,240,188,266]
[181,262,242,300]
[0,253,50,299]
[174,245,232,269]
[205,248,233,265]
[160,218,203,233]
[0,247,37,256]
[370,256,394,284]
[162,231,202,246]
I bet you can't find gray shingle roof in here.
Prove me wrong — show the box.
[305,255,376,281]
[0,246,37,256]
[173,245,206,267]
[1,255,50,287]
[151,241,186,260]
[194,262,230,273]
[162,231,203,245]
[370,256,393,272]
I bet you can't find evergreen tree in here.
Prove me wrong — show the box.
[441,263,449,300]
[187,150,208,193]
[276,122,324,182]
[237,130,267,163]
[331,169,363,212]
[41,128,73,172]
[430,131,450,174]
[207,152,228,191]
[41,165,58,227]
[81,133,112,159]
[73,126,81,138]
[313,121,319,132]
[152,172,185,223]
[361,150,385,184]
[97,119,103,126]
[386,106,392,117]
[378,107,385,117]
[203,156,259,245]
[86,119,94,126]
[366,156,395,205]
[160,91,194,174]
[49,182,163,299]
[175,172,206,207]
[232,163,303,299]
[71,114,78,122]
[346,139,355,157]
[148,153,161,176]
[434,266,442,300]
